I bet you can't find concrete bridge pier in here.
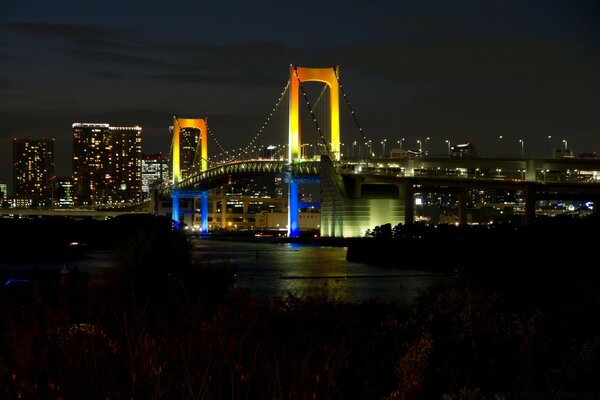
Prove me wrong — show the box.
[402,182,414,225]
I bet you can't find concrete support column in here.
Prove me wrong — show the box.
[221,197,227,229]
[525,160,537,181]
[403,182,414,225]
[353,177,362,198]
[457,188,469,225]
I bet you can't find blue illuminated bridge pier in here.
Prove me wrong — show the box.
[162,65,600,238]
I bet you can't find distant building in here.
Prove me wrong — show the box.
[12,138,55,207]
[553,148,574,158]
[0,183,7,202]
[142,153,168,193]
[54,177,74,208]
[450,143,476,158]
[72,123,142,206]
[110,126,142,203]
[72,123,111,205]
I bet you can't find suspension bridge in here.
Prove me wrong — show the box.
[164,65,600,238]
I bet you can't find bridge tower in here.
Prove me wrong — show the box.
[171,116,209,233]
[287,65,340,237]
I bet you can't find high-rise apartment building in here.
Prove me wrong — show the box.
[142,153,167,194]
[72,123,142,206]
[110,126,142,202]
[72,123,111,205]
[12,138,55,207]
[54,176,74,208]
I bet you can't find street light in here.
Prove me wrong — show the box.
[417,139,422,153]
[562,139,568,149]
[352,141,357,159]
[518,139,524,158]
[497,135,503,158]
[445,139,451,156]
[425,137,430,153]
[399,137,405,149]
[381,139,387,158]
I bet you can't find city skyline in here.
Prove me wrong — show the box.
[1,1,599,188]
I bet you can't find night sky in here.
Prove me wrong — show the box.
[1,0,599,190]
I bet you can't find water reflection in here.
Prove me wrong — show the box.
[191,238,449,304]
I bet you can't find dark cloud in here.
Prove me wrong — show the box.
[70,48,171,67]
[1,22,118,42]
[152,71,284,87]
[95,70,126,79]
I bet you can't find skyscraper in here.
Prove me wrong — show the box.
[110,126,142,202]
[72,123,111,205]
[142,153,168,194]
[54,177,74,208]
[12,138,55,207]
[72,123,142,206]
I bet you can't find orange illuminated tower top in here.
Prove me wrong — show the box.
[171,116,208,184]
[289,65,340,162]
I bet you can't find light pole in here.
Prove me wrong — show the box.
[519,139,524,159]
[381,139,387,158]
[562,139,568,149]
[352,141,357,159]
[417,139,422,153]
[497,135,503,158]
[399,137,405,149]
[445,139,451,156]
[546,135,552,157]
[425,137,430,153]
[300,143,308,159]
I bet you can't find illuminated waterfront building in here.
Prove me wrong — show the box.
[142,153,168,193]
[110,126,142,202]
[54,177,74,208]
[72,123,111,206]
[72,123,142,205]
[12,138,55,207]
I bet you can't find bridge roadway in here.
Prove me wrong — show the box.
[153,155,600,237]
[0,206,152,218]
[171,156,600,192]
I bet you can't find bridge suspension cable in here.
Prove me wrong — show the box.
[333,67,370,150]
[207,80,290,163]
[238,80,290,160]
[206,125,228,163]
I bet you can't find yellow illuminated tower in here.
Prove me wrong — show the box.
[171,116,208,184]
[289,65,340,162]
